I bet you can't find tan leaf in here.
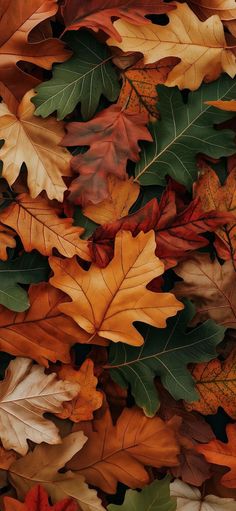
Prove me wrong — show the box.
[0,91,71,202]
[0,224,16,260]
[188,0,236,37]
[0,447,17,470]
[0,358,79,455]
[107,3,236,90]
[170,479,236,510]
[49,230,183,346]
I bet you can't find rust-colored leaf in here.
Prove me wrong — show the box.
[0,224,16,260]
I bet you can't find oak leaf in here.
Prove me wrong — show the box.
[185,349,236,419]
[67,406,180,493]
[49,230,183,346]
[0,357,79,455]
[0,0,71,106]
[0,91,71,202]
[9,432,105,511]
[62,105,152,206]
[61,0,175,41]
[107,477,176,511]
[0,194,90,260]
[56,359,103,422]
[107,3,236,90]
[187,0,236,37]
[174,254,236,328]
[197,424,236,488]
[4,485,78,511]
[170,479,236,510]
[0,224,16,260]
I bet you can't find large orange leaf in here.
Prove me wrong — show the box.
[0,194,90,260]
[0,0,71,106]
[0,91,71,202]
[185,350,236,419]
[197,424,236,488]
[49,230,183,346]
[67,406,180,493]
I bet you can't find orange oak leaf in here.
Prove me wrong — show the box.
[185,349,236,419]
[205,100,236,111]
[67,406,180,493]
[0,194,90,261]
[61,0,175,41]
[49,230,183,346]
[62,105,152,206]
[4,484,78,511]
[56,359,103,422]
[0,224,16,260]
[197,423,236,488]
[0,91,71,202]
[0,0,71,107]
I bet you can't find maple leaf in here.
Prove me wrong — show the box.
[61,0,175,41]
[107,476,176,511]
[4,485,78,511]
[0,224,16,260]
[107,3,236,90]
[62,105,152,206]
[174,253,236,328]
[170,479,236,510]
[185,349,236,419]
[197,424,236,488]
[107,300,225,416]
[83,176,140,225]
[134,76,236,190]
[49,230,183,346]
[0,91,71,202]
[195,164,236,268]
[0,194,91,260]
[0,357,79,455]
[56,359,103,422]
[0,0,71,106]
[33,31,120,121]
[67,406,180,493]
[9,432,105,511]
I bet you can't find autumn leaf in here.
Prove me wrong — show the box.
[33,31,120,121]
[174,253,236,328]
[49,230,183,346]
[185,349,236,419]
[56,359,103,422]
[62,105,152,206]
[61,0,175,40]
[0,0,71,106]
[187,0,236,37]
[107,476,176,511]
[0,224,16,260]
[170,479,236,510]
[107,3,236,90]
[197,424,236,488]
[205,100,236,111]
[0,357,79,455]
[4,485,78,511]
[0,447,17,471]
[0,91,71,202]
[0,194,91,260]
[9,432,105,511]
[67,406,180,493]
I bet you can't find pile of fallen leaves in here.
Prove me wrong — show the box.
[0,0,236,510]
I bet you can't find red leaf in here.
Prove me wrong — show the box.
[4,485,78,510]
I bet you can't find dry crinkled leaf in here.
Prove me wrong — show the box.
[0,224,16,260]
[9,432,105,511]
[170,479,236,510]
[0,91,71,202]
[185,349,236,419]
[56,360,103,422]
[0,357,79,455]
[67,406,180,493]
[83,176,139,225]
[49,230,183,346]
[107,2,236,90]
[0,194,90,260]
[174,253,236,328]
[4,485,78,511]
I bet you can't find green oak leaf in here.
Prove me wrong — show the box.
[108,300,225,417]
[0,251,49,312]
[135,75,236,189]
[108,477,176,511]
[32,31,120,121]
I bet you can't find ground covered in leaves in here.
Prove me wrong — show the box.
[0,1,236,510]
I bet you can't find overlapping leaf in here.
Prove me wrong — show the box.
[108,477,176,511]
[4,485,78,511]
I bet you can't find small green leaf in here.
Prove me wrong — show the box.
[108,476,176,511]
[32,31,120,120]
[135,75,236,189]
[108,300,225,417]
[0,251,49,312]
